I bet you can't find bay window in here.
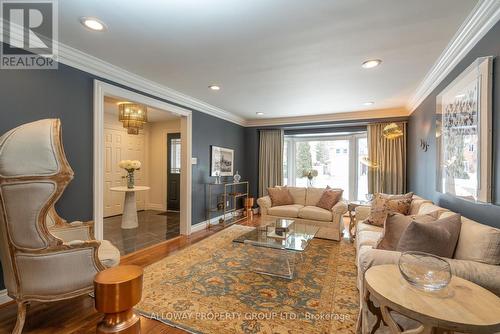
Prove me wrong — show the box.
[283,132,368,201]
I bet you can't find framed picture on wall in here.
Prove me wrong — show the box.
[211,146,234,176]
[435,56,493,203]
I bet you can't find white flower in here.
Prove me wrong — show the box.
[131,160,141,169]
[118,159,141,170]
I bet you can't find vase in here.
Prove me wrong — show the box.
[126,170,135,189]
[233,171,241,183]
[398,251,451,291]
[307,178,313,187]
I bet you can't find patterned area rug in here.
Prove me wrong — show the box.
[136,225,359,333]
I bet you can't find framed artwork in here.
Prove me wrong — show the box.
[436,56,493,203]
[210,146,234,176]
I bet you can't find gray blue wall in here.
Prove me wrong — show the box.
[0,59,247,290]
[407,21,500,228]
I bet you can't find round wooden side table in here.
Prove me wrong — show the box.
[364,265,500,334]
[110,186,150,229]
[94,265,144,334]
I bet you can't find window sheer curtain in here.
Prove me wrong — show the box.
[258,129,284,197]
[367,122,407,194]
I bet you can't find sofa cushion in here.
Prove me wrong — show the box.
[356,230,382,249]
[357,222,383,234]
[316,187,343,210]
[375,213,437,251]
[409,198,433,215]
[287,187,306,205]
[417,203,448,217]
[396,213,461,258]
[298,205,332,222]
[268,204,303,218]
[451,215,500,265]
[306,187,331,206]
[268,187,294,207]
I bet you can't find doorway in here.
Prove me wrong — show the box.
[93,80,193,248]
[167,133,181,212]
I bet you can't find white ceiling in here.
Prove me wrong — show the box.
[60,0,479,121]
[104,96,180,122]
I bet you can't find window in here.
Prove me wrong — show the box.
[170,138,181,174]
[357,137,369,200]
[284,132,367,200]
[283,140,288,185]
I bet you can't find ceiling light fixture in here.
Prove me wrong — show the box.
[118,102,148,135]
[80,17,107,31]
[208,85,221,91]
[361,59,382,69]
[382,123,403,140]
[363,102,375,106]
[256,112,264,116]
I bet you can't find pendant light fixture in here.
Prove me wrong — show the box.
[382,123,403,140]
[118,102,148,135]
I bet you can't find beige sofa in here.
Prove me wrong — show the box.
[355,196,500,333]
[257,187,348,241]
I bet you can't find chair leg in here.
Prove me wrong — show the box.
[13,301,28,334]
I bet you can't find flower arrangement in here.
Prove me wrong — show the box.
[119,160,141,188]
[302,169,318,187]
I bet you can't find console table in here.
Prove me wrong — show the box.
[206,181,249,228]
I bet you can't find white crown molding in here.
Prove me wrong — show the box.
[1,19,246,126]
[407,0,500,113]
[245,108,409,127]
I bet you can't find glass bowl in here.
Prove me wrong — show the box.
[398,251,451,291]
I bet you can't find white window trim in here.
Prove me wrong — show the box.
[284,132,367,200]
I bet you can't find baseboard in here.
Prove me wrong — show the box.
[0,289,12,305]
[191,210,245,234]
[146,203,166,211]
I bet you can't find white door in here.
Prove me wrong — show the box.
[103,128,146,217]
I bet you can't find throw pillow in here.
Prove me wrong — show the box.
[316,187,343,210]
[396,213,462,258]
[267,186,294,207]
[380,192,414,215]
[365,194,389,227]
[375,213,437,251]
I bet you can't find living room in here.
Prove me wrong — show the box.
[0,1,499,333]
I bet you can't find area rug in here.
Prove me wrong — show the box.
[136,225,359,334]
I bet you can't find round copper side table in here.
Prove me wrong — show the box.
[94,265,144,334]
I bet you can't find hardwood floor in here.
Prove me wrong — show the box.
[0,216,261,334]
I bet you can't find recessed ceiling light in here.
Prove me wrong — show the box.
[361,59,382,69]
[80,17,107,31]
[256,112,264,116]
[363,102,375,106]
[208,85,221,91]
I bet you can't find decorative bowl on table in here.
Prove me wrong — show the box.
[398,251,451,291]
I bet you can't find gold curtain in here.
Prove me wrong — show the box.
[258,129,284,197]
[367,122,407,194]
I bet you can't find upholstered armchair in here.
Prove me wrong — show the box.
[0,119,120,334]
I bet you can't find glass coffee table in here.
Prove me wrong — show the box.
[233,218,319,279]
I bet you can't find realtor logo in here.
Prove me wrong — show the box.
[1,0,58,69]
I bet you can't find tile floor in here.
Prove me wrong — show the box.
[103,210,180,255]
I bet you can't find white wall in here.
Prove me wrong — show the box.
[147,119,181,210]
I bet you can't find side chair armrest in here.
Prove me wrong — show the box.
[257,196,272,215]
[49,221,95,243]
[332,200,348,215]
[355,206,371,222]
